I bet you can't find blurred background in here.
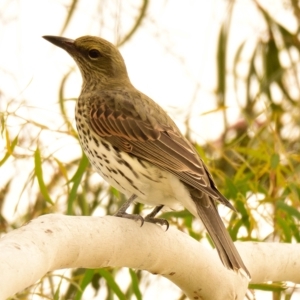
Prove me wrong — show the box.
[1,0,300,299]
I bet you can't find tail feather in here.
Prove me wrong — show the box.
[192,192,251,278]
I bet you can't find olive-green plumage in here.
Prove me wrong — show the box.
[43,35,250,278]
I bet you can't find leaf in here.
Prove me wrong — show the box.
[74,269,94,300]
[129,269,142,300]
[283,183,300,200]
[53,277,64,300]
[277,201,300,220]
[54,157,69,183]
[59,0,78,35]
[67,153,89,215]
[0,131,18,167]
[216,23,227,106]
[290,222,300,242]
[34,148,54,205]
[224,177,239,199]
[200,105,229,116]
[276,217,292,242]
[245,44,259,111]
[117,0,149,47]
[249,282,286,292]
[58,69,78,137]
[230,218,243,240]
[270,153,280,169]
[98,269,126,300]
[233,39,247,95]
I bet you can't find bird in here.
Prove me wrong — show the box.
[43,35,250,278]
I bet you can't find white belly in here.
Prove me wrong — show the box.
[80,132,197,216]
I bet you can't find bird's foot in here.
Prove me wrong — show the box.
[144,205,169,230]
[114,197,169,229]
[144,215,169,230]
[114,211,144,226]
[113,194,145,225]
[114,211,169,229]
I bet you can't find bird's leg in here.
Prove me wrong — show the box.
[114,194,144,226]
[145,205,169,230]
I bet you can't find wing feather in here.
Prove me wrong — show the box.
[88,100,230,203]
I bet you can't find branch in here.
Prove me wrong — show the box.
[0,214,299,299]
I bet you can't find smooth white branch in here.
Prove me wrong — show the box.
[0,214,299,299]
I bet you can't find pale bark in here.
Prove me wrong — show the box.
[0,214,299,299]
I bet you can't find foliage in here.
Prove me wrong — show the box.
[1,0,300,299]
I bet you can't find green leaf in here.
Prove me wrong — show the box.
[34,148,54,205]
[233,39,247,95]
[224,177,239,199]
[276,217,291,242]
[67,153,89,215]
[270,153,280,169]
[283,183,300,200]
[249,282,286,292]
[98,269,126,300]
[110,186,121,198]
[74,269,94,300]
[59,0,78,35]
[230,218,243,240]
[277,201,300,220]
[129,269,142,300]
[54,157,69,183]
[53,286,61,300]
[161,209,190,219]
[53,278,63,300]
[0,132,18,167]
[117,0,149,47]
[216,23,227,106]
[290,222,300,242]
[58,69,78,138]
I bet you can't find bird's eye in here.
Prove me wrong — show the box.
[88,49,101,59]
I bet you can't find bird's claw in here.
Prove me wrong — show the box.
[144,216,169,231]
[114,211,145,226]
[114,212,169,230]
[114,201,168,229]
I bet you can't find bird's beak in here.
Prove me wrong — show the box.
[43,36,75,52]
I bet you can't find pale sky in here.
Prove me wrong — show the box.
[0,0,296,299]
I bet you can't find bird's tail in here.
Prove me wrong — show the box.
[192,192,251,278]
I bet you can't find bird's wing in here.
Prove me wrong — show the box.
[87,93,232,208]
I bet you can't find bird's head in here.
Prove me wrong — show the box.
[43,35,130,88]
